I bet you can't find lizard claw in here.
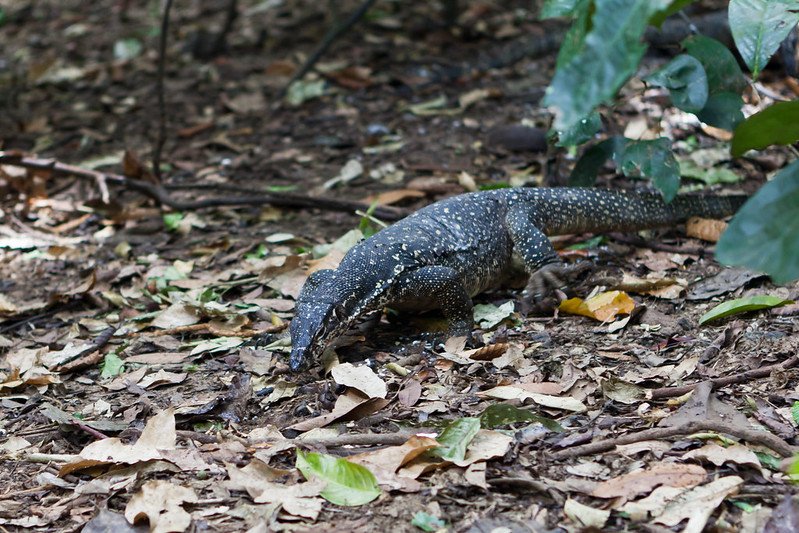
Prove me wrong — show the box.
[523,261,592,311]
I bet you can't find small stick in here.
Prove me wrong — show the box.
[550,419,798,460]
[281,0,379,96]
[153,0,174,180]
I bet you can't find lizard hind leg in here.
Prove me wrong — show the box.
[390,265,475,343]
[505,205,591,308]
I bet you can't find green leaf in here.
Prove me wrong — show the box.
[699,295,793,325]
[432,417,481,462]
[731,100,799,156]
[472,301,516,329]
[545,0,668,130]
[100,352,125,379]
[479,404,563,432]
[678,158,741,185]
[729,0,799,78]
[163,212,184,232]
[695,92,745,131]
[792,401,799,425]
[569,137,618,186]
[755,451,781,471]
[716,160,799,283]
[644,54,708,113]
[566,235,605,250]
[554,0,594,68]
[616,138,680,201]
[411,511,447,532]
[556,111,603,146]
[683,35,748,95]
[295,450,381,506]
[113,38,143,60]
[649,0,697,27]
[541,0,585,18]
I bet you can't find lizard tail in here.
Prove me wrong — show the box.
[670,194,748,220]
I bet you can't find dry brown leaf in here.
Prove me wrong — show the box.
[331,363,387,399]
[125,480,198,533]
[349,436,439,491]
[686,217,728,242]
[591,463,707,501]
[286,391,389,432]
[361,188,425,206]
[654,476,743,531]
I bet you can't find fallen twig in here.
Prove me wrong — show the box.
[152,0,174,180]
[281,0,379,96]
[550,419,798,460]
[0,151,407,220]
[648,354,799,400]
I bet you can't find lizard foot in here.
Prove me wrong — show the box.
[522,261,593,312]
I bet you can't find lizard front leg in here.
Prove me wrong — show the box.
[390,265,474,341]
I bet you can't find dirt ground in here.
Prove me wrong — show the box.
[1,1,798,531]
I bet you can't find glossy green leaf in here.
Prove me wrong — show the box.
[731,100,799,156]
[556,111,603,146]
[729,0,799,78]
[545,0,667,130]
[296,450,381,506]
[411,511,447,532]
[616,138,680,201]
[683,35,748,95]
[541,0,585,18]
[678,158,742,185]
[649,0,697,27]
[569,137,618,186]
[716,160,799,283]
[755,452,781,471]
[479,404,563,432]
[554,0,593,68]
[163,212,184,231]
[644,54,708,113]
[695,92,745,131]
[431,417,481,462]
[699,295,793,324]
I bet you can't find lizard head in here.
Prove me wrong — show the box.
[289,298,349,371]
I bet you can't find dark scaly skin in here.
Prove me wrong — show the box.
[288,187,747,370]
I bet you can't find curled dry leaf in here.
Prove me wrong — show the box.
[559,290,635,322]
[125,480,198,533]
[331,363,387,399]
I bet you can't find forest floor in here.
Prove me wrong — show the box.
[1,1,798,531]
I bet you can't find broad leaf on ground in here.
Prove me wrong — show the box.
[431,417,481,462]
[699,295,793,325]
[644,54,708,113]
[296,450,381,506]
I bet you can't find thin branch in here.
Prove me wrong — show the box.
[0,152,408,220]
[648,354,799,400]
[281,0,379,97]
[550,420,798,460]
[153,0,174,180]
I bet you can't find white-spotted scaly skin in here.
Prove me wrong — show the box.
[287,187,747,370]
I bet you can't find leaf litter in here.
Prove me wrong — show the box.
[1,1,798,532]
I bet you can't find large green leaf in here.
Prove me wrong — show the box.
[556,111,603,146]
[731,100,799,156]
[554,0,593,69]
[683,35,748,95]
[616,138,681,201]
[541,0,585,18]
[716,160,799,283]
[544,0,669,130]
[569,137,618,186]
[729,0,799,79]
[431,417,481,462]
[649,0,698,27]
[695,92,745,131]
[644,54,708,113]
[699,295,793,324]
[296,450,381,506]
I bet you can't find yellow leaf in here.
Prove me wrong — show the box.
[559,291,635,322]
